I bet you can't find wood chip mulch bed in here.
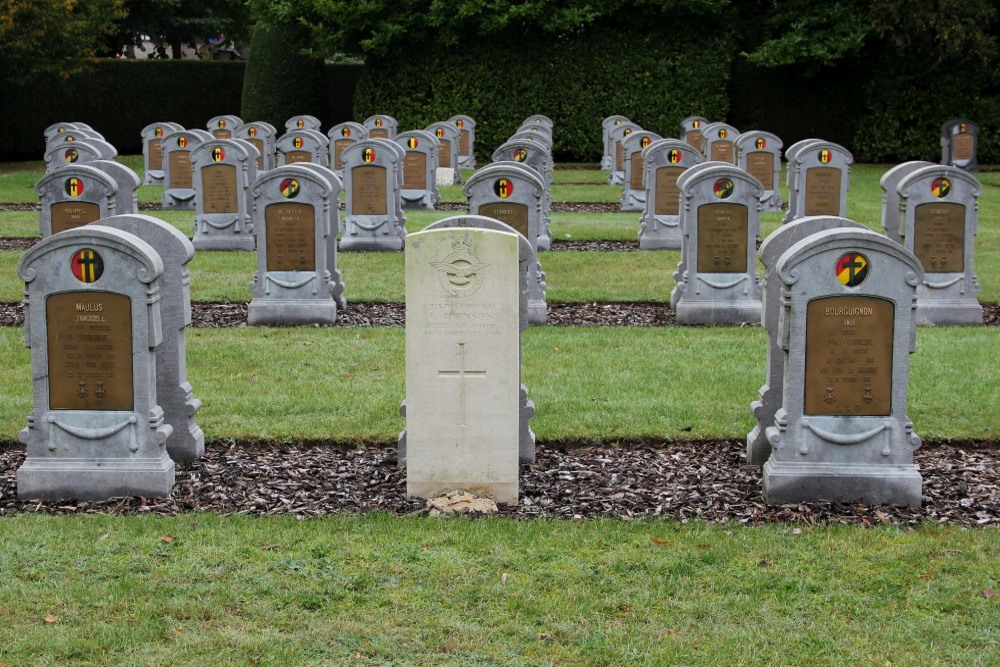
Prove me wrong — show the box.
[0,440,997,525]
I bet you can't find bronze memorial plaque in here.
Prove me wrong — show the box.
[403,152,427,189]
[479,202,529,240]
[686,130,703,152]
[438,140,452,168]
[804,167,841,216]
[615,142,623,172]
[202,164,238,214]
[746,152,774,189]
[51,202,101,234]
[47,291,134,411]
[333,139,352,170]
[369,129,389,139]
[459,129,470,155]
[696,203,748,273]
[710,141,735,164]
[265,203,315,271]
[169,150,193,188]
[629,153,644,190]
[805,296,893,416]
[212,129,231,139]
[249,139,265,169]
[952,133,974,161]
[913,202,965,272]
[284,150,311,164]
[654,166,684,216]
[352,165,388,215]
[148,139,163,170]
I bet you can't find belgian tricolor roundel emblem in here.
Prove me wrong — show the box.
[71,249,103,283]
[692,120,701,129]
[66,136,76,142]
[293,137,304,149]
[362,147,376,163]
[494,178,514,198]
[211,147,226,162]
[755,137,766,150]
[218,120,226,129]
[718,129,728,139]
[513,148,528,162]
[641,137,651,148]
[296,120,305,128]
[341,127,351,138]
[615,119,622,125]
[818,149,832,164]
[248,127,257,138]
[375,119,383,127]
[57,127,65,133]
[713,177,734,199]
[668,149,682,164]
[407,137,419,149]
[931,177,951,198]
[456,119,464,128]
[65,177,84,197]
[436,128,445,138]
[154,127,163,138]
[836,252,868,287]
[959,123,968,133]
[64,148,79,163]
[177,136,188,148]
[280,178,300,199]
[624,128,633,136]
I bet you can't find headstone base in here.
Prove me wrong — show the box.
[608,171,624,186]
[162,190,197,210]
[675,299,761,325]
[408,480,518,505]
[638,217,682,250]
[528,300,547,324]
[915,299,983,326]
[192,235,256,251]
[248,299,337,325]
[619,190,645,212]
[745,411,771,466]
[340,235,404,252]
[536,233,552,252]
[762,460,922,507]
[143,171,165,186]
[401,191,435,210]
[17,455,175,501]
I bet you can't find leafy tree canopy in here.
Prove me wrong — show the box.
[104,0,252,58]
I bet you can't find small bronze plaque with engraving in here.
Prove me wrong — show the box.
[284,150,311,164]
[213,129,231,139]
[686,130,703,152]
[630,153,644,190]
[696,203,748,273]
[710,141,735,164]
[370,128,389,139]
[265,203,315,271]
[616,142,623,172]
[148,139,163,171]
[169,150,193,188]
[654,166,684,216]
[438,139,452,168]
[913,202,965,272]
[403,152,427,189]
[202,164,238,214]
[952,133,974,161]
[459,129,470,155]
[352,165,388,215]
[333,139,352,170]
[746,152,774,189]
[249,139,265,169]
[805,296,893,416]
[479,202,529,240]
[804,167,842,216]
[51,202,101,234]
[47,291,134,411]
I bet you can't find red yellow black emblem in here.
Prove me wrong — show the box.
[959,123,968,132]
[513,148,528,162]
[615,120,622,125]
[342,127,351,138]
[624,128,633,136]
[248,127,257,138]
[640,137,651,148]
[375,119,383,127]
[154,127,163,138]
[836,252,869,287]
[211,147,225,162]
[755,138,766,150]
[931,177,951,198]
[293,137,304,149]
[218,120,226,129]
[66,136,76,142]
[65,177,84,197]
[713,178,734,199]
[362,147,377,163]
[280,178,300,199]
[296,120,305,128]
[668,149,682,164]
[436,128,445,138]
[818,149,832,164]
[177,136,188,148]
[693,120,701,129]
[407,137,419,149]
[456,120,464,128]
[718,129,728,139]
[71,249,103,283]
[64,149,79,163]
[494,178,514,198]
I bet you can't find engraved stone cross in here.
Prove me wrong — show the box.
[437,342,486,427]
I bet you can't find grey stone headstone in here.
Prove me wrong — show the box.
[46,128,107,150]
[364,115,399,140]
[879,161,937,245]
[781,138,822,223]
[464,162,547,323]
[88,160,140,217]
[523,114,553,130]
[680,116,709,154]
[620,131,662,212]
[141,122,185,185]
[44,139,105,173]
[399,214,536,469]
[607,122,642,185]
[426,122,461,185]
[747,215,866,466]
[36,164,117,237]
[276,129,329,167]
[340,139,405,252]
[292,163,348,311]
[736,131,784,211]
[395,130,440,210]
[89,215,203,462]
[602,115,632,170]
[492,140,553,251]
[671,162,763,323]
[940,119,978,172]
[236,121,278,172]
[161,131,206,209]
[248,164,345,324]
[762,227,923,506]
[45,122,87,142]
[787,141,853,223]
[328,121,368,175]
[207,114,243,139]
[638,139,704,250]
[700,122,740,164]
[16,226,174,500]
[511,128,553,149]
[896,165,982,325]
[285,115,322,132]
[448,115,477,169]
[191,139,257,251]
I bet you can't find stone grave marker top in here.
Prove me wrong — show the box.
[285,115,322,132]
[36,164,118,237]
